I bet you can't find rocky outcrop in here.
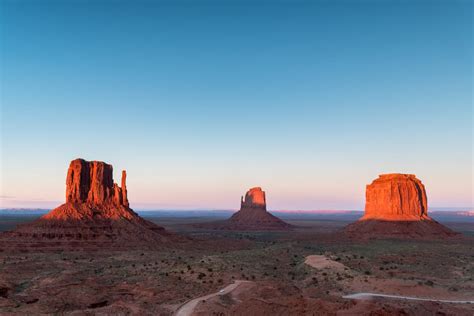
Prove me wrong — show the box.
[240,187,267,210]
[345,174,458,239]
[121,170,129,207]
[42,159,135,222]
[364,174,428,220]
[194,187,291,231]
[217,187,291,231]
[0,158,180,250]
[65,159,128,207]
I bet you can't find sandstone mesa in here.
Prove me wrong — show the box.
[363,174,428,221]
[345,173,458,239]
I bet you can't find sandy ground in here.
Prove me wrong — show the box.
[304,254,348,271]
[175,280,254,316]
[1,217,473,315]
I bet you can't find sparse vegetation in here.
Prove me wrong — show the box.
[0,217,472,315]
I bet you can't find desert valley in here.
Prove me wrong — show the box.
[0,159,472,315]
[2,2,472,315]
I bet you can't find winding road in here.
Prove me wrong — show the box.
[343,292,474,304]
[175,283,473,316]
[174,280,252,316]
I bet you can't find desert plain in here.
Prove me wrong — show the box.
[0,211,473,315]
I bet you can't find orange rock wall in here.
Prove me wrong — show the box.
[364,174,428,220]
[66,158,128,207]
[240,187,266,210]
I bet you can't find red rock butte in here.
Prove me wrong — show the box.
[65,159,129,208]
[240,187,267,210]
[345,173,458,239]
[363,174,428,221]
[0,158,178,250]
[226,187,292,230]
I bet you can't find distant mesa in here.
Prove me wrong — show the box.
[344,174,458,239]
[0,158,179,250]
[239,187,267,210]
[201,187,292,231]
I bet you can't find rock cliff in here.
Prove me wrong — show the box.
[364,174,428,220]
[345,173,458,239]
[227,187,291,230]
[240,187,267,211]
[0,158,179,250]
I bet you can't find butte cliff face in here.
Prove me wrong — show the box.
[65,159,129,208]
[0,159,178,250]
[42,159,135,221]
[364,174,428,221]
[345,174,458,239]
[225,187,291,230]
[239,187,267,211]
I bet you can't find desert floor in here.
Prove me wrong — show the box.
[0,216,473,315]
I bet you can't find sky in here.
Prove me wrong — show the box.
[0,0,472,211]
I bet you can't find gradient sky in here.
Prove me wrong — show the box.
[1,0,472,210]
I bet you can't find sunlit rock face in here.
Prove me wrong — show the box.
[363,174,428,221]
[0,158,178,250]
[240,187,267,211]
[344,173,458,239]
[65,159,129,208]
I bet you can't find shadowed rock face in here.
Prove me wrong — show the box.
[0,158,179,250]
[345,173,458,239]
[364,174,428,221]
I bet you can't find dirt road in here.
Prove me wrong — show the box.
[174,280,252,316]
[343,292,474,304]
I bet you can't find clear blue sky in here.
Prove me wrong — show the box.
[1,0,472,210]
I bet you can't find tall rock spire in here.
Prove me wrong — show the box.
[121,170,129,207]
